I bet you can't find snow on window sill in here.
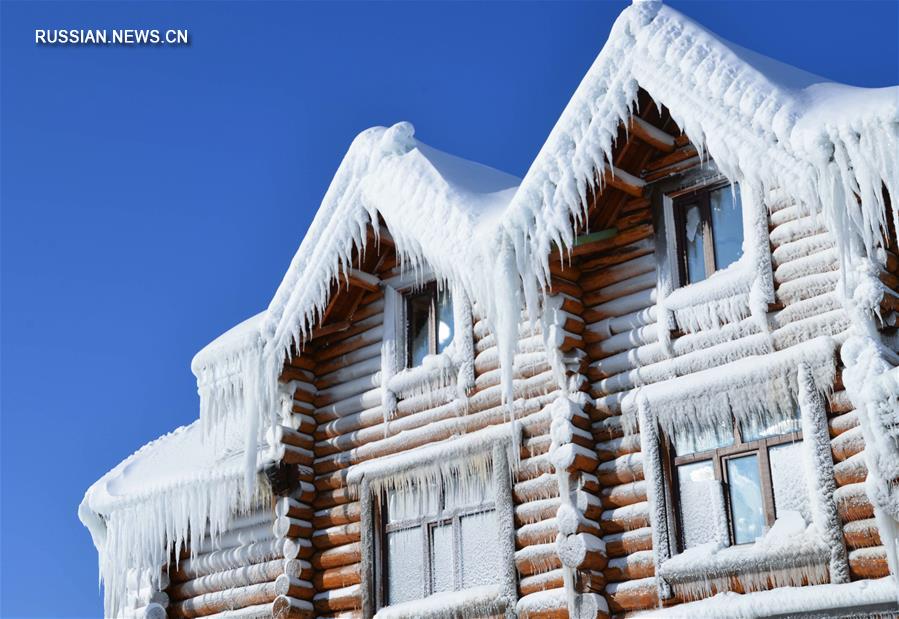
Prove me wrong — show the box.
[374,584,506,619]
[662,258,754,333]
[387,347,460,399]
[658,515,830,601]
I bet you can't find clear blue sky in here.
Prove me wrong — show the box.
[1,1,896,617]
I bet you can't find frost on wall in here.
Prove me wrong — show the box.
[625,336,836,443]
[80,0,898,611]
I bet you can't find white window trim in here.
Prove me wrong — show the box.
[636,357,848,600]
[356,440,517,619]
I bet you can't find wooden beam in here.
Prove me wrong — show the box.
[629,116,675,153]
[602,167,646,198]
[344,269,380,292]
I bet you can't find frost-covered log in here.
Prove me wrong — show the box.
[271,595,314,619]
[519,569,565,596]
[848,546,890,579]
[313,564,360,591]
[603,527,653,558]
[169,559,309,601]
[605,576,658,613]
[843,518,882,549]
[312,583,361,613]
[311,521,360,550]
[604,549,654,582]
[311,541,360,570]
[835,483,875,522]
[169,581,279,618]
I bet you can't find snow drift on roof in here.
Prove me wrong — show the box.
[81,1,898,614]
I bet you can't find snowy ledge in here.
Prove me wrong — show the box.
[658,518,830,602]
[638,577,897,618]
[662,259,754,334]
[374,584,505,619]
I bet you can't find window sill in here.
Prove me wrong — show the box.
[658,523,830,600]
[375,584,507,619]
[662,258,754,333]
[387,350,460,399]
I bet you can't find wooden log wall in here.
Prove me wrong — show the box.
[574,165,897,614]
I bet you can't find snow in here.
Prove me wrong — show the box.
[78,421,275,617]
[81,0,898,612]
[659,511,829,601]
[375,584,506,619]
[639,577,898,618]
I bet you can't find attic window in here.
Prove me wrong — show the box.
[673,183,743,286]
[666,410,807,550]
[405,284,454,368]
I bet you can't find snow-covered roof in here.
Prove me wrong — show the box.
[81,1,897,614]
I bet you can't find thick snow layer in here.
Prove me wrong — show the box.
[79,422,274,617]
[639,577,897,618]
[375,584,506,619]
[81,0,898,610]
[659,511,830,601]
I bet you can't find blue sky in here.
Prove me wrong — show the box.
[1,1,896,617]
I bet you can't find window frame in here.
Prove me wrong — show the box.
[403,282,451,369]
[670,179,738,287]
[663,419,803,552]
[359,442,518,619]
[375,482,498,607]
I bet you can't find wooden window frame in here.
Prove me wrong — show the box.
[404,283,450,369]
[374,486,496,608]
[670,179,735,287]
[663,420,802,552]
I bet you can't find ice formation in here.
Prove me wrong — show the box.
[80,0,898,614]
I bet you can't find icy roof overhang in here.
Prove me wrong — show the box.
[81,1,898,614]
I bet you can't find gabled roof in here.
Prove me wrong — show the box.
[81,2,898,614]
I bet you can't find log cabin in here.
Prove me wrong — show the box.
[80,2,899,617]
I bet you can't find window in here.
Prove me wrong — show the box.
[665,411,808,551]
[405,284,454,368]
[672,182,743,286]
[377,472,501,608]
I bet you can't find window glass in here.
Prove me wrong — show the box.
[683,203,706,284]
[677,460,724,549]
[387,527,423,604]
[407,292,431,367]
[726,454,766,544]
[769,440,810,522]
[430,524,454,593]
[460,511,499,588]
[436,288,454,354]
[710,185,743,271]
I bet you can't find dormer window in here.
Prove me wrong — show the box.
[673,183,743,286]
[405,284,454,368]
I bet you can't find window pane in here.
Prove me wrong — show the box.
[430,523,454,593]
[710,185,743,270]
[460,511,500,588]
[387,482,439,523]
[770,441,811,523]
[682,203,706,284]
[741,406,802,442]
[407,292,431,367]
[445,470,494,512]
[677,461,726,549]
[387,527,423,604]
[436,288,454,354]
[672,420,734,456]
[726,454,766,544]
